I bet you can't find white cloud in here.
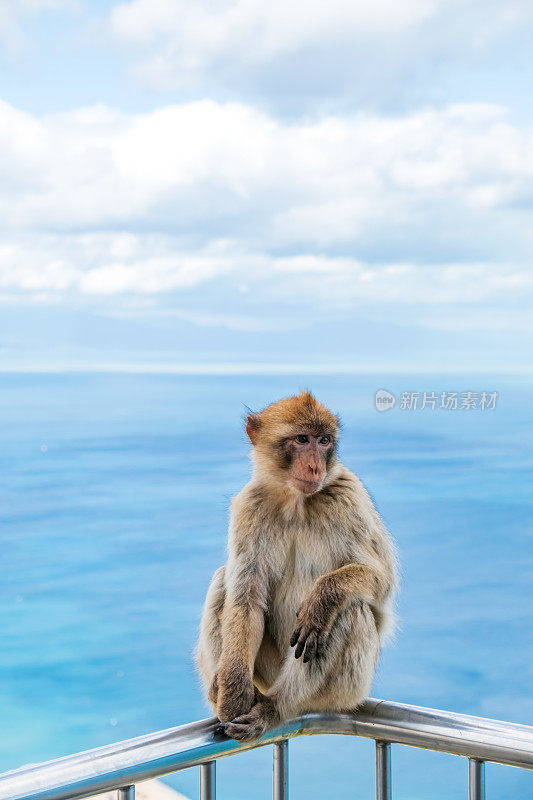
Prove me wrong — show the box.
[110,0,438,85]
[107,0,533,111]
[0,233,233,295]
[1,233,532,325]
[1,96,532,339]
[1,98,533,250]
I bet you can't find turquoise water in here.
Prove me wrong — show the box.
[1,373,532,800]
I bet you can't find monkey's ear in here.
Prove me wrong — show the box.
[246,414,261,445]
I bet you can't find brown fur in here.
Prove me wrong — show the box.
[196,392,398,741]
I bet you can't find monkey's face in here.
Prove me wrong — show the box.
[245,392,340,496]
[280,432,334,495]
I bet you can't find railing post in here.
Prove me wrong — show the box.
[468,758,485,800]
[273,740,288,800]
[118,787,135,800]
[200,761,216,800]
[376,741,391,800]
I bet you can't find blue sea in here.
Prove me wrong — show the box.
[1,373,532,800]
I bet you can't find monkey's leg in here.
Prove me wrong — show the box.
[223,600,379,740]
[195,566,226,711]
[274,599,379,718]
[303,601,380,714]
[215,592,265,722]
[253,629,284,693]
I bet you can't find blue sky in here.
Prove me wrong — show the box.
[0,0,532,372]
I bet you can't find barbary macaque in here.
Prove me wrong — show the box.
[196,392,397,741]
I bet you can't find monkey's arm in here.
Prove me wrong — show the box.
[215,528,269,722]
[291,553,394,662]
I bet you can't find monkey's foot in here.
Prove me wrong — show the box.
[220,699,279,742]
[215,666,256,722]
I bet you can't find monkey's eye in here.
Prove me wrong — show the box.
[318,435,332,445]
[296,434,309,444]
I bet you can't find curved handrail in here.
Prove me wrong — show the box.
[0,698,531,800]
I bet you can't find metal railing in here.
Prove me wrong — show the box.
[0,698,532,800]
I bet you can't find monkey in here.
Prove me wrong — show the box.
[196,391,398,741]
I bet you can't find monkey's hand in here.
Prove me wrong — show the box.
[215,662,256,723]
[290,581,337,662]
[220,693,279,742]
